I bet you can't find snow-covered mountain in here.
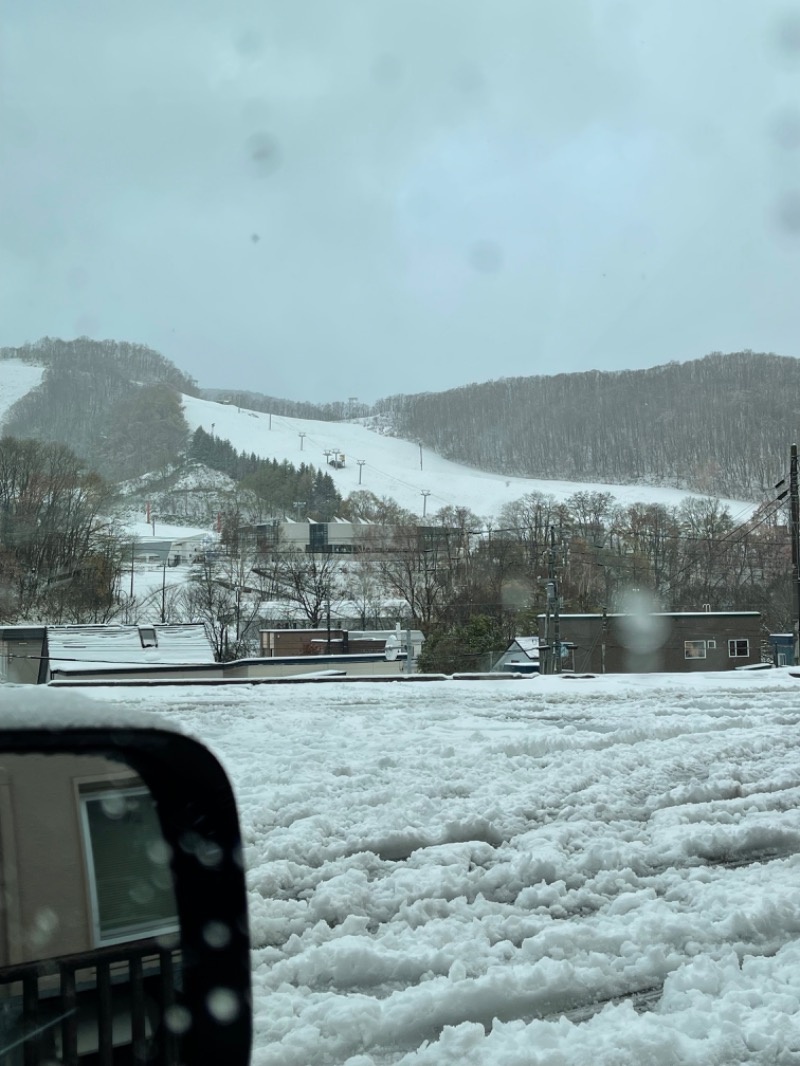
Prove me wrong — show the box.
[0,356,757,528]
[180,393,755,524]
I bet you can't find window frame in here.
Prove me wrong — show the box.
[79,783,179,947]
[684,640,707,659]
[728,638,750,658]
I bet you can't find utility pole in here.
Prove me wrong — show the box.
[791,444,800,665]
[298,432,306,451]
[601,605,608,674]
[357,459,365,484]
[420,490,431,518]
[418,441,423,471]
[549,525,562,674]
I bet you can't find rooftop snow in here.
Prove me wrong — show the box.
[45,625,215,675]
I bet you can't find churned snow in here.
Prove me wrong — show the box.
[180,394,756,523]
[97,670,800,1064]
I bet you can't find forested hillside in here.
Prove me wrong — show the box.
[5,341,799,502]
[1,338,196,480]
[189,427,343,519]
[376,352,799,498]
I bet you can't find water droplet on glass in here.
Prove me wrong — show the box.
[246,132,281,178]
[29,907,59,950]
[165,1004,192,1034]
[147,838,172,866]
[469,240,504,274]
[775,191,800,234]
[203,920,232,949]
[100,793,127,819]
[207,987,240,1025]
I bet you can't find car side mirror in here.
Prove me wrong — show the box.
[0,706,251,1066]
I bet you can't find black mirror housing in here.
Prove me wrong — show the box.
[0,719,251,1065]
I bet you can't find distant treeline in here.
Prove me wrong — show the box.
[201,389,370,423]
[2,337,198,394]
[375,352,800,498]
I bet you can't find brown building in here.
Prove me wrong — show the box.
[538,611,763,673]
[259,627,425,660]
[260,627,384,657]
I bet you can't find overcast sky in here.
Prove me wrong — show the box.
[2,1,799,403]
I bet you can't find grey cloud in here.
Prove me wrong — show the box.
[1,0,798,402]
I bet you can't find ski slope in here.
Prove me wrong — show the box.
[181,395,756,524]
[0,359,44,427]
[0,363,758,525]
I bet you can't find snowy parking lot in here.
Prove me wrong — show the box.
[101,672,800,1065]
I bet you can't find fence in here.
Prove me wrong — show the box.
[0,937,180,1065]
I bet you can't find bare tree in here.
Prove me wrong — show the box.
[273,549,343,627]
[0,437,124,621]
[339,553,390,628]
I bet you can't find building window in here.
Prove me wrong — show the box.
[684,640,707,659]
[707,640,717,650]
[80,785,178,946]
[138,626,158,648]
[309,523,329,553]
[728,639,750,658]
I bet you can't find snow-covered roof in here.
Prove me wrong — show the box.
[45,624,215,675]
[512,636,540,656]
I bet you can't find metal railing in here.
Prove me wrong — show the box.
[0,937,181,1065]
